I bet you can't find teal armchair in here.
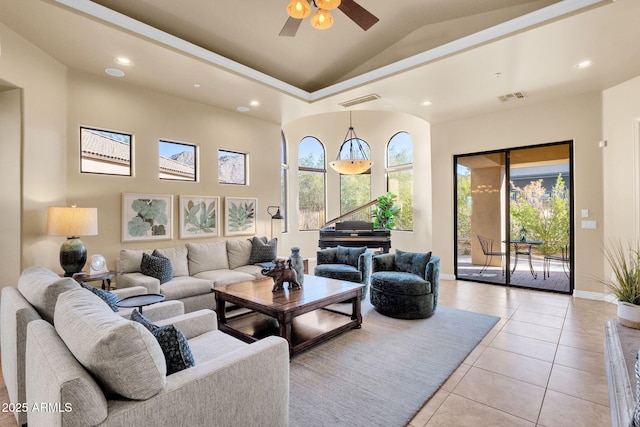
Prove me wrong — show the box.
[314,246,372,297]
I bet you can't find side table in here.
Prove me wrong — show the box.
[116,293,165,314]
[72,271,116,290]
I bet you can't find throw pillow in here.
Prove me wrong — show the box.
[79,281,119,312]
[395,250,432,277]
[249,237,278,264]
[130,309,195,375]
[140,250,173,284]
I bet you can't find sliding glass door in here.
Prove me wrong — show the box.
[455,142,573,293]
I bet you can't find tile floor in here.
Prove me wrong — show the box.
[0,279,618,427]
[409,279,617,427]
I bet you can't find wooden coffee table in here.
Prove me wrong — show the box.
[213,275,364,356]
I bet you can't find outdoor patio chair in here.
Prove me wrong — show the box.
[543,244,570,279]
[477,235,505,275]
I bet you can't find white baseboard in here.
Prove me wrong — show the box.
[573,289,616,304]
[440,273,457,281]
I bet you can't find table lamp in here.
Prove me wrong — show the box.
[46,206,98,276]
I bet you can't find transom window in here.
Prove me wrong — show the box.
[159,140,196,181]
[80,126,132,176]
[218,149,247,185]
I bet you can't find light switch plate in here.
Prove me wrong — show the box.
[581,220,597,229]
[581,209,589,218]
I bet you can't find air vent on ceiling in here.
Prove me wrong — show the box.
[339,94,381,108]
[498,91,526,102]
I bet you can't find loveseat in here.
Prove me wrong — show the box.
[116,237,277,313]
[1,266,184,426]
[24,287,289,426]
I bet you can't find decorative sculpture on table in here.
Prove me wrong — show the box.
[262,259,302,293]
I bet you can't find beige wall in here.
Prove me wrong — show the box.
[0,23,67,287]
[66,70,282,271]
[0,88,22,287]
[281,111,432,260]
[602,76,640,259]
[431,92,605,294]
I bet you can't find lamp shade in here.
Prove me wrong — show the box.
[46,206,98,237]
[315,0,341,10]
[310,9,334,29]
[329,159,373,175]
[287,0,311,19]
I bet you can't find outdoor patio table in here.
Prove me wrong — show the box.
[508,239,544,279]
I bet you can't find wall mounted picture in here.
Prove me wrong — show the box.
[224,197,257,236]
[122,193,173,242]
[179,195,220,239]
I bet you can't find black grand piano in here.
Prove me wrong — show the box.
[319,220,391,253]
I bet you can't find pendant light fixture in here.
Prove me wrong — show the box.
[330,111,373,175]
[287,0,342,31]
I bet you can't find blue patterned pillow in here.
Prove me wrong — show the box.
[140,250,173,284]
[130,309,195,375]
[79,281,119,312]
[249,237,278,264]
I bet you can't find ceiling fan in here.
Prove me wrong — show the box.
[280,0,379,37]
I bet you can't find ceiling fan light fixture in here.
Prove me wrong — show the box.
[315,0,341,10]
[287,0,311,19]
[310,9,334,30]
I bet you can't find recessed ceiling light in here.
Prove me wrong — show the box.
[114,57,131,66]
[236,106,250,112]
[105,68,125,77]
[422,101,432,106]
[193,83,201,88]
[249,100,260,107]
[574,60,594,69]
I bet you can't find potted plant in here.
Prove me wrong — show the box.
[600,239,640,328]
[371,192,400,230]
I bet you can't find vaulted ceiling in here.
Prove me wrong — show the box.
[1,0,639,125]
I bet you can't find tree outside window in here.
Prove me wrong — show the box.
[340,138,371,220]
[386,132,413,230]
[298,136,325,231]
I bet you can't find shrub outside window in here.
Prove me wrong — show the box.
[80,126,132,176]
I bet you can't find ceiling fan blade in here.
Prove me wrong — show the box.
[338,0,379,31]
[279,16,303,37]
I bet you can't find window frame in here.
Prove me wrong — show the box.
[386,131,414,231]
[218,148,248,185]
[80,126,133,176]
[297,136,326,231]
[158,139,197,182]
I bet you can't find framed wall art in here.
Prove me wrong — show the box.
[179,195,220,239]
[122,193,173,242]
[224,197,257,236]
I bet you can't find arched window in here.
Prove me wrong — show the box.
[387,132,413,230]
[339,138,371,220]
[280,132,288,233]
[298,136,326,230]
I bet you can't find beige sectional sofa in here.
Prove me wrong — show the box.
[25,288,289,426]
[0,266,184,426]
[116,239,275,313]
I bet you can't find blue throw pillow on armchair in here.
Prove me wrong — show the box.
[395,250,432,278]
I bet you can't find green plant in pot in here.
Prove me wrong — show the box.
[371,192,400,230]
[599,239,640,328]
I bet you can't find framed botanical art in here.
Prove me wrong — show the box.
[122,193,173,242]
[224,197,257,236]
[179,195,220,239]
